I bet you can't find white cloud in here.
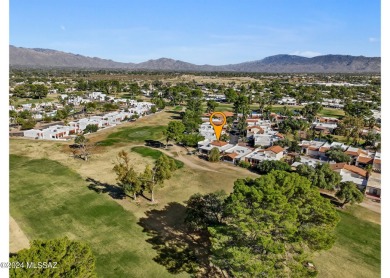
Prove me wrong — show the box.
[369,37,379,42]
[290,50,322,57]
[60,25,66,31]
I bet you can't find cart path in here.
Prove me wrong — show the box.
[10,216,30,253]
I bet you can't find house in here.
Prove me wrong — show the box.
[199,122,226,141]
[365,172,381,199]
[253,130,282,148]
[264,145,285,160]
[198,140,234,155]
[300,140,326,158]
[373,152,381,172]
[223,145,254,164]
[88,92,107,101]
[344,147,369,165]
[24,125,78,140]
[244,146,284,166]
[291,156,324,169]
[330,163,368,190]
[277,97,297,106]
[246,125,264,137]
[313,122,337,134]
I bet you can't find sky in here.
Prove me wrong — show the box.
[1,1,389,277]
[9,0,381,65]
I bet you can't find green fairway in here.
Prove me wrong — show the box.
[173,105,183,111]
[314,209,380,277]
[9,154,380,277]
[98,125,166,146]
[9,155,187,278]
[131,146,184,168]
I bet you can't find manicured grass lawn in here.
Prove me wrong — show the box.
[12,94,60,106]
[319,108,345,118]
[313,209,380,277]
[131,146,184,168]
[9,150,380,277]
[9,155,187,278]
[173,106,183,111]
[98,125,166,146]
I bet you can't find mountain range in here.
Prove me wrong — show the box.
[9,45,381,73]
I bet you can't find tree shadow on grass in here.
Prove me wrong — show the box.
[138,202,222,277]
[320,192,343,207]
[166,110,183,120]
[86,177,126,200]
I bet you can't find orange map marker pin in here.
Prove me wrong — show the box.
[209,112,227,141]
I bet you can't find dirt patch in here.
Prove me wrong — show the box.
[9,216,30,253]
[359,198,381,214]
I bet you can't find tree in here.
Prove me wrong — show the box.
[10,237,96,278]
[257,160,291,174]
[343,101,373,118]
[206,100,219,113]
[74,134,95,161]
[301,102,323,120]
[184,191,226,231]
[233,95,250,118]
[164,121,186,146]
[149,154,177,202]
[181,133,205,147]
[113,150,142,200]
[208,171,340,277]
[238,160,251,169]
[296,163,341,191]
[236,116,248,137]
[140,164,155,201]
[208,147,220,162]
[182,109,203,133]
[336,181,364,208]
[20,117,37,130]
[326,149,351,163]
[84,124,99,134]
[337,116,364,145]
[289,140,302,153]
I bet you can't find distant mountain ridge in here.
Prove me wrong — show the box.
[9,45,380,73]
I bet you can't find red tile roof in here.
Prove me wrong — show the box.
[225,153,239,159]
[357,156,374,164]
[319,147,330,153]
[330,163,367,177]
[211,140,228,147]
[265,145,284,154]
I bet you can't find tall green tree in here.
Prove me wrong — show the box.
[113,150,142,200]
[140,164,155,202]
[233,95,250,119]
[184,191,226,231]
[206,100,219,113]
[149,154,177,202]
[182,109,203,133]
[336,181,364,208]
[10,237,96,278]
[343,101,373,118]
[296,163,341,191]
[326,149,351,163]
[257,160,291,174]
[208,171,340,277]
[208,147,220,162]
[164,121,186,146]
